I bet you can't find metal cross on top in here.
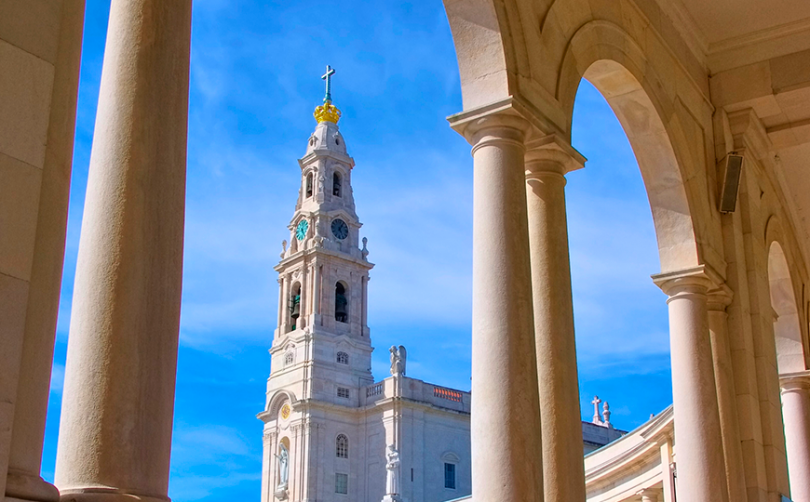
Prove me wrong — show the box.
[322,65,336,104]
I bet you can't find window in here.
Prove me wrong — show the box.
[337,387,350,399]
[335,282,348,323]
[306,173,313,197]
[444,462,456,489]
[336,434,349,458]
[335,473,348,494]
[337,352,349,365]
[333,172,342,197]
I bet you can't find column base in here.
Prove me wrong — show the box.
[5,471,59,502]
[56,488,169,502]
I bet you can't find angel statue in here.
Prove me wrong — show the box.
[389,345,406,376]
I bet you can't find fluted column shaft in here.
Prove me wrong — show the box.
[524,141,585,502]
[54,0,192,501]
[654,269,729,502]
[466,116,544,502]
[780,372,810,502]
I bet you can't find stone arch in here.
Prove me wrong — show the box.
[556,22,701,272]
[765,217,807,374]
[443,0,516,109]
[266,389,296,415]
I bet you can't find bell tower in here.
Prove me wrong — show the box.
[260,68,376,502]
[272,65,373,345]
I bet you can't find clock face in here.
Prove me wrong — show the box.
[331,218,349,240]
[280,404,291,420]
[295,219,308,241]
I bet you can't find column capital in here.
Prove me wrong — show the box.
[780,370,810,392]
[707,283,734,311]
[652,264,725,298]
[525,134,586,177]
[448,96,559,149]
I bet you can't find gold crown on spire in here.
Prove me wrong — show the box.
[314,101,341,124]
[314,65,341,124]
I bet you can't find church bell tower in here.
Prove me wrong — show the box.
[260,66,375,502]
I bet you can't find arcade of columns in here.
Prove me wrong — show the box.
[3,1,810,502]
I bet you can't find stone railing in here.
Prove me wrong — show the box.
[361,377,470,412]
[366,382,384,398]
[433,385,463,402]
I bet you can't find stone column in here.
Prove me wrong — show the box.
[312,263,321,316]
[280,274,290,334]
[707,288,748,502]
[780,371,810,502]
[451,110,544,502]
[277,277,285,334]
[524,136,586,502]
[659,440,676,502]
[653,267,729,502]
[53,1,192,501]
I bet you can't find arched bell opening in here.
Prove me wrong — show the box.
[335,281,348,323]
[333,172,342,198]
[306,172,313,198]
[289,282,302,332]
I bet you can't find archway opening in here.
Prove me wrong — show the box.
[768,241,805,374]
[568,59,697,436]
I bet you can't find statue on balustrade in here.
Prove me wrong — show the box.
[389,345,406,376]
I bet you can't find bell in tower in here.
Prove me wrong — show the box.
[289,286,301,330]
[335,282,348,323]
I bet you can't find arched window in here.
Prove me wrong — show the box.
[333,172,342,197]
[337,351,349,364]
[335,282,348,323]
[336,434,349,458]
[442,452,460,490]
[306,172,313,198]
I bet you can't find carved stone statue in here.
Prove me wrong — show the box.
[389,345,406,376]
[385,444,401,497]
[274,443,289,500]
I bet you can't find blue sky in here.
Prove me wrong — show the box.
[42,1,673,500]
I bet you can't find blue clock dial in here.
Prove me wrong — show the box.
[295,219,308,240]
[331,218,349,240]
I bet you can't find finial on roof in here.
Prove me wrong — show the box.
[314,65,341,124]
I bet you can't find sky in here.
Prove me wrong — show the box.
[41,1,673,501]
